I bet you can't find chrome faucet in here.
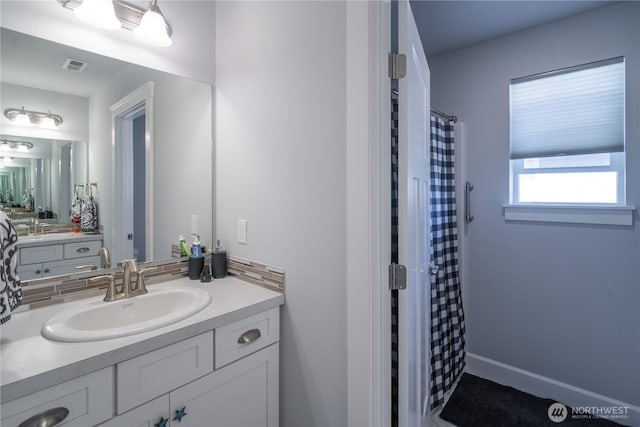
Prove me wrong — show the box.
[120,259,140,298]
[90,259,154,302]
[99,247,111,269]
[39,223,52,234]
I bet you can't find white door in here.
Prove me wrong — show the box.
[397,0,431,425]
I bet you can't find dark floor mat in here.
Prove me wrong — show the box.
[439,373,627,427]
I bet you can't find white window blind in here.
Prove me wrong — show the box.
[510,57,624,160]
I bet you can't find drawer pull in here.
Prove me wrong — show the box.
[76,247,91,253]
[237,328,261,344]
[18,407,69,427]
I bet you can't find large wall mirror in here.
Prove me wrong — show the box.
[0,28,213,280]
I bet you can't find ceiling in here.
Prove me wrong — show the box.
[1,28,128,98]
[1,1,618,97]
[411,0,616,58]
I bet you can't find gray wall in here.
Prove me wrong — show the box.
[429,2,639,405]
[215,2,348,426]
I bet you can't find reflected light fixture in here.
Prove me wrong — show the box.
[73,0,121,30]
[133,0,172,47]
[58,0,172,47]
[0,140,33,153]
[4,107,63,129]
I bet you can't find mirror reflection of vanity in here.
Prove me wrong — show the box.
[0,135,87,225]
[0,28,213,282]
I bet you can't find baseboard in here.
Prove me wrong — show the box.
[466,353,640,426]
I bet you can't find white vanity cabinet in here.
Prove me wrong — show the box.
[17,236,103,280]
[100,307,280,427]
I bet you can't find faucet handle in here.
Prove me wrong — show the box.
[136,267,157,294]
[118,259,139,271]
[89,275,117,302]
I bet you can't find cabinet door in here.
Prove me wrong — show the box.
[98,395,169,427]
[17,263,43,281]
[170,343,278,427]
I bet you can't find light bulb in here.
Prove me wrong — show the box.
[133,2,172,47]
[13,110,31,127]
[74,0,121,30]
[40,115,58,130]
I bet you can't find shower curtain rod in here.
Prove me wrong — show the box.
[431,107,458,123]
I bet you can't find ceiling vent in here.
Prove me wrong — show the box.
[62,58,88,72]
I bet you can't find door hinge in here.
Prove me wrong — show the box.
[389,263,407,290]
[388,53,407,79]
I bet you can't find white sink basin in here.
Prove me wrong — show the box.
[41,287,212,342]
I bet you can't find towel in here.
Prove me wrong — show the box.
[71,187,82,223]
[0,210,22,324]
[80,185,98,232]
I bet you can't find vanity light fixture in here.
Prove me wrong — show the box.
[0,140,34,153]
[73,0,121,30]
[58,0,172,47]
[133,0,172,47]
[4,107,63,129]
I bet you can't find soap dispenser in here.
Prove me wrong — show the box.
[191,235,203,258]
[212,239,227,279]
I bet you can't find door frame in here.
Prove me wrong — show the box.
[345,1,391,426]
[110,81,155,264]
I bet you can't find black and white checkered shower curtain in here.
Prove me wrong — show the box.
[429,115,466,410]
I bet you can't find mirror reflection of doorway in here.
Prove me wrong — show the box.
[110,81,154,265]
[132,114,146,262]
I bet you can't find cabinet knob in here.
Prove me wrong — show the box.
[237,328,261,344]
[154,416,169,427]
[173,406,187,422]
[44,268,50,274]
[76,247,90,253]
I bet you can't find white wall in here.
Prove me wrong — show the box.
[215,2,348,426]
[429,2,640,407]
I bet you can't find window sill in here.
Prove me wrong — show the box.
[503,204,635,226]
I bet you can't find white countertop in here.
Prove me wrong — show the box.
[0,276,284,404]
[17,232,103,248]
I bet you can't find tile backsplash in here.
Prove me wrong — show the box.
[16,253,285,313]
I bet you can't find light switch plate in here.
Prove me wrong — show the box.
[238,219,247,244]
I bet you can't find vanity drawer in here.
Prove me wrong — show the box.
[1,367,113,427]
[19,244,64,264]
[116,331,214,414]
[215,307,280,369]
[64,239,103,259]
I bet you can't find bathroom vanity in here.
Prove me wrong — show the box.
[0,277,283,426]
[16,233,104,280]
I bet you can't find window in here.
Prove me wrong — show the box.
[509,57,625,206]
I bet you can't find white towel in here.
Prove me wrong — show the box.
[0,210,21,324]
